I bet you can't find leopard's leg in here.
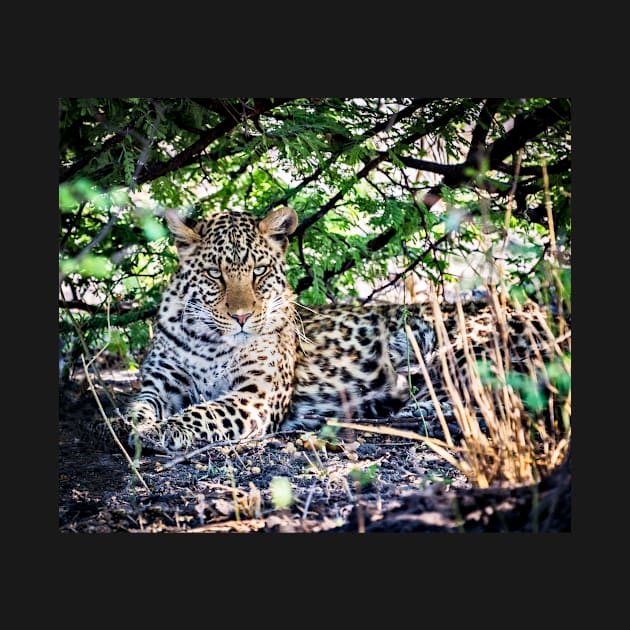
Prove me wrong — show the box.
[118,363,193,449]
[129,345,296,452]
[130,391,282,453]
[123,327,297,452]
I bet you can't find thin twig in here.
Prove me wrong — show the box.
[301,486,316,520]
[59,210,122,285]
[541,162,556,254]
[404,322,454,447]
[325,419,471,474]
[80,354,149,491]
[355,480,365,534]
[159,430,299,470]
[228,466,240,522]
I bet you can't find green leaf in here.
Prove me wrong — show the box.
[80,255,112,278]
[509,285,529,305]
[142,217,168,242]
[349,463,378,488]
[546,358,571,395]
[269,477,293,509]
[506,240,541,259]
[59,184,78,211]
[318,425,339,442]
[60,254,112,279]
[110,187,130,207]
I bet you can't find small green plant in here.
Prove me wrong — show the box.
[318,424,340,444]
[349,463,379,489]
[269,476,293,509]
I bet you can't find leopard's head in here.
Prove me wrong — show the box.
[162,207,298,345]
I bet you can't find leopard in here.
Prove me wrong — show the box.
[115,205,567,454]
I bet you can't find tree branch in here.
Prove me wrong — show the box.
[466,98,505,166]
[265,98,433,213]
[292,101,479,294]
[294,225,397,295]
[494,157,571,178]
[293,101,473,240]
[394,156,458,177]
[293,151,391,239]
[360,233,451,304]
[59,303,159,335]
[418,98,571,202]
[58,298,141,314]
[135,98,294,185]
[487,98,570,166]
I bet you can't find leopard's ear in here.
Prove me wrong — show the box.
[165,210,201,252]
[258,206,298,252]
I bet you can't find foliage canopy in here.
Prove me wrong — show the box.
[58,97,571,371]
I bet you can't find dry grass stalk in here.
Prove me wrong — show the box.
[415,288,571,489]
[403,323,454,447]
[80,354,150,491]
[325,419,474,476]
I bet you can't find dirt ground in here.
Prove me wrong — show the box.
[58,362,571,534]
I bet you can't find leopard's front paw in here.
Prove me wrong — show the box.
[127,419,197,454]
[126,419,171,454]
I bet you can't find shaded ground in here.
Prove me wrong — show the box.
[58,365,571,534]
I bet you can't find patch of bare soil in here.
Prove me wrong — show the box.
[58,366,570,534]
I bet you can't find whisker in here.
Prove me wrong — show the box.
[182,298,219,329]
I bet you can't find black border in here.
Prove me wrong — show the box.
[26,45,593,609]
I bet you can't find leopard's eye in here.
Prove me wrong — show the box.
[206,268,222,280]
[253,265,267,277]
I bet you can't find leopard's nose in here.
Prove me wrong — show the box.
[229,312,252,326]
